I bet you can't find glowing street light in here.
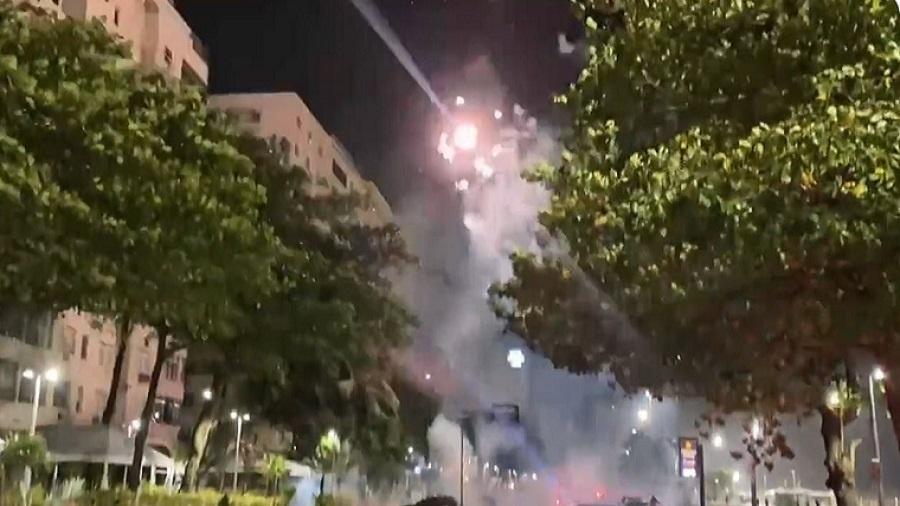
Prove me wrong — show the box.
[452,123,478,151]
[637,408,649,423]
[22,367,59,435]
[455,96,465,106]
[407,446,415,455]
[869,366,888,506]
[202,388,213,401]
[229,410,250,491]
[732,470,741,484]
[494,109,503,120]
[425,373,432,381]
[21,366,59,494]
[713,433,724,448]
[826,389,841,409]
[507,348,526,369]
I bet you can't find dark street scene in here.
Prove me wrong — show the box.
[0,0,898,505]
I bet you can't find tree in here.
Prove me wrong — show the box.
[179,134,416,490]
[262,454,289,496]
[493,2,899,506]
[0,5,281,489]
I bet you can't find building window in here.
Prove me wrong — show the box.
[296,117,303,130]
[225,107,261,124]
[81,335,89,360]
[113,7,120,25]
[318,145,324,157]
[76,385,84,413]
[153,397,181,424]
[164,359,179,381]
[53,381,69,408]
[332,162,348,187]
[65,334,76,360]
[163,47,173,67]
[307,132,313,144]
[0,359,17,402]
[0,307,51,348]
[294,144,300,157]
[95,390,106,418]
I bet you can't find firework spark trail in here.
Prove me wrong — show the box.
[348,0,448,115]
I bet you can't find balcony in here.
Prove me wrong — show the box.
[0,401,61,431]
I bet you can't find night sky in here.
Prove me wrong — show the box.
[176,0,580,203]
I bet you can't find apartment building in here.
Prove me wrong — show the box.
[0,309,69,431]
[58,311,186,453]
[209,92,393,227]
[15,0,208,85]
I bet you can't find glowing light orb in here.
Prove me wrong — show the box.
[873,367,887,381]
[455,179,470,192]
[463,214,477,230]
[494,109,503,120]
[826,389,841,409]
[637,408,649,423]
[507,348,525,369]
[712,434,724,448]
[452,123,478,151]
[455,96,466,106]
[474,157,494,179]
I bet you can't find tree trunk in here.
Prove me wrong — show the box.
[818,406,857,506]
[127,327,169,490]
[885,364,900,454]
[102,316,131,425]
[181,370,228,492]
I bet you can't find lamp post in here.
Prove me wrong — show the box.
[22,367,59,436]
[21,367,59,499]
[230,410,250,492]
[869,367,886,506]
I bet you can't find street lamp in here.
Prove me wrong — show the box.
[21,367,59,496]
[637,408,649,423]
[732,471,741,484]
[22,367,59,436]
[229,410,250,492]
[712,434,724,448]
[869,367,887,506]
[201,388,213,401]
[507,349,525,369]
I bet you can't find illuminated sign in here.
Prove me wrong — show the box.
[678,437,699,478]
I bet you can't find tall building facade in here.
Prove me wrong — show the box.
[209,92,393,226]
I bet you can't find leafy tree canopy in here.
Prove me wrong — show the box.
[0,3,281,338]
[495,0,898,420]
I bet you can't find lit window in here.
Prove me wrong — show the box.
[163,47,173,67]
[113,7,120,25]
